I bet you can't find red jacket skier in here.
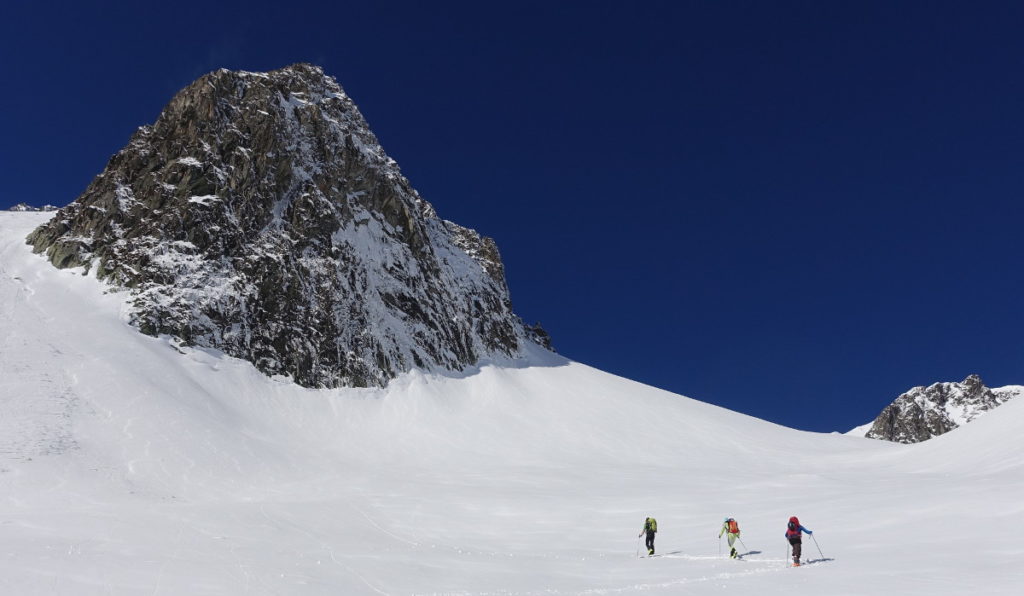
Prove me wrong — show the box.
[784,516,812,566]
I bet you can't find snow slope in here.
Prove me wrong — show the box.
[2,212,1022,594]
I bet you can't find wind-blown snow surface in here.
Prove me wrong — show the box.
[1,212,1022,594]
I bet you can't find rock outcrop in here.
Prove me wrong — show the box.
[862,375,1022,443]
[27,64,550,387]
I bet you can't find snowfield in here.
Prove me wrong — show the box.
[1,212,1022,595]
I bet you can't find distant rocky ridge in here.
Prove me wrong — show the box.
[8,203,59,212]
[26,64,551,388]
[858,375,1023,443]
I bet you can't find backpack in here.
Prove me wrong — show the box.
[648,518,658,532]
[786,516,800,537]
[727,519,739,534]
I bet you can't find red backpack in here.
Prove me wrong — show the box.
[727,519,739,534]
[786,516,800,537]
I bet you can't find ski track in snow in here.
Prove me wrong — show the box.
[2,211,1024,595]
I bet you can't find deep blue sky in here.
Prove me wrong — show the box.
[3,1,1022,432]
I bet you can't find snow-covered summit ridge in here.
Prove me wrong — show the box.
[25,64,551,388]
[7,203,58,212]
[856,374,1022,443]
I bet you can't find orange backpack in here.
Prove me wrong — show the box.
[727,519,739,534]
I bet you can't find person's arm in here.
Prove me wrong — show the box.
[801,526,812,535]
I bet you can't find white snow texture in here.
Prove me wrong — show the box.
[1,212,1022,595]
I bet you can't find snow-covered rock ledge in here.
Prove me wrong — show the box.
[853,374,1022,442]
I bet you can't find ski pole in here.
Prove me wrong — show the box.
[737,536,748,552]
[636,535,642,558]
[718,535,721,556]
[811,534,825,559]
[784,540,790,567]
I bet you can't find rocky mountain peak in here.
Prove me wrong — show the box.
[960,373,983,394]
[26,64,550,387]
[862,375,1021,443]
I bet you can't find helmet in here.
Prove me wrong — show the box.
[723,517,730,522]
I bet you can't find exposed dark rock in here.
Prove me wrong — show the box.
[27,64,551,387]
[523,323,553,351]
[863,374,1022,443]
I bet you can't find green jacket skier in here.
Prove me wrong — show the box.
[639,517,657,555]
[719,517,741,558]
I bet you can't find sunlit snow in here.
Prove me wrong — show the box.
[1,212,1021,595]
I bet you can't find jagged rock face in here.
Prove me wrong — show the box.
[865,375,1022,443]
[27,64,549,387]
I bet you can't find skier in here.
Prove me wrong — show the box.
[638,517,657,556]
[784,516,812,566]
[719,517,741,558]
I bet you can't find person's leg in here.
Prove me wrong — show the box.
[646,532,655,554]
[728,534,737,557]
[792,539,802,564]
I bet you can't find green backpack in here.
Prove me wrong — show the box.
[647,518,658,532]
